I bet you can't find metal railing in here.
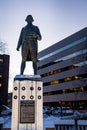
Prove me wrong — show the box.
[55,119,87,130]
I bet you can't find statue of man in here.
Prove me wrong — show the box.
[16,15,42,75]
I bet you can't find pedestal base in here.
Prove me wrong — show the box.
[12,75,43,130]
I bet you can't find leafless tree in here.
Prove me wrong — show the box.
[0,40,8,54]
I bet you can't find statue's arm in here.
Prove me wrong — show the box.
[16,29,23,51]
[35,27,42,41]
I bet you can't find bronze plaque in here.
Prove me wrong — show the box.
[20,100,35,123]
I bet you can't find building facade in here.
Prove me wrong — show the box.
[37,27,87,109]
[0,54,10,105]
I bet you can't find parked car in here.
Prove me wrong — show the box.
[1,105,12,116]
[43,106,49,114]
[60,107,74,116]
[52,107,60,115]
[52,107,74,116]
[43,106,52,115]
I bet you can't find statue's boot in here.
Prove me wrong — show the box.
[33,62,37,75]
[20,62,26,75]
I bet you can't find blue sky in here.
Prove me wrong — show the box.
[0,0,87,92]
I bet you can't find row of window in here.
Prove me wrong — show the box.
[56,101,87,109]
[41,65,76,77]
[0,55,5,89]
[43,73,87,86]
[38,49,87,70]
[39,36,87,60]
[0,75,3,87]
[54,49,87,63]
[0,57,7,89]
[43,86,87,96]
[41,61,87,78]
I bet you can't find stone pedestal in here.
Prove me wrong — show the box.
[12,75,43,130]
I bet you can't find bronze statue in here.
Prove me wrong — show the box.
[16,15,42,75]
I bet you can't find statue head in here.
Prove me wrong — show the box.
[25,15,34,23]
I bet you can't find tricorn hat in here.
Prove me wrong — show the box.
[25,15,34,23]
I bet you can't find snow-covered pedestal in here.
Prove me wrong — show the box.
[12,75,43,130]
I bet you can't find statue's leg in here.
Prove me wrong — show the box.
[20,61,26,75]
[33,62,37,75]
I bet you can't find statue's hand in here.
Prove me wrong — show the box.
[16,48,19,51]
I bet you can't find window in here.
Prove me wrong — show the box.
[50,80,59,85]
[0,75,2,78]
[64,77,72,82]
[0,83,2,87]
[0,59,3,62]
[74,76,79,80]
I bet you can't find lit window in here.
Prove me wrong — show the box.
[53,69,61,74]
[73,88,78,92]
[64,77,72,82]
[49,71,53,75]
[79,87,84,92]
[48,92,52,95]
[0,83,2,87]
[63,90,67,94]
[69,65,76,69]
[0,59,3,62]
[50,80,59,85]
[74,76,79,80]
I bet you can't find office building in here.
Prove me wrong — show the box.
[37,27,87,109]
[0,54,10,105]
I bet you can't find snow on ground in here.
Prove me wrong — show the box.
[1,115,60,129]
[43,115,61,130]
[1,113,87,129]
[1,116,11,128]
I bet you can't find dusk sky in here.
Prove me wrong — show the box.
[0,0,87,92]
